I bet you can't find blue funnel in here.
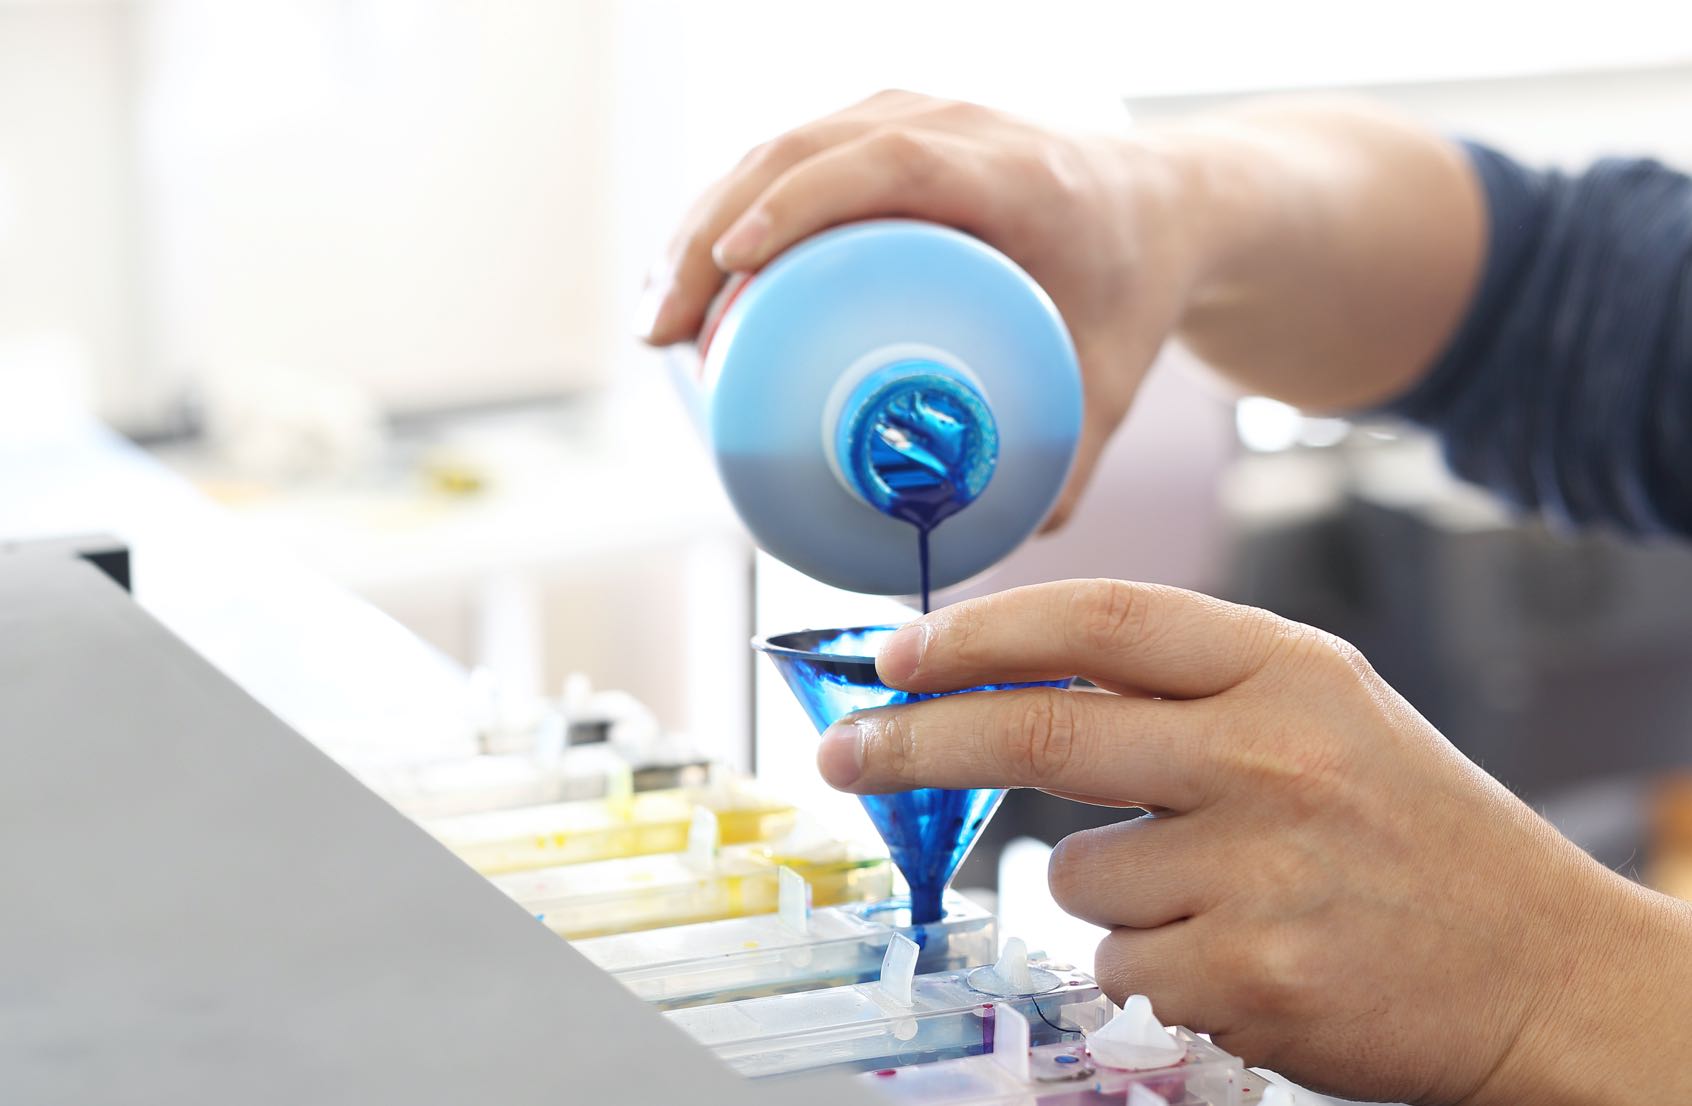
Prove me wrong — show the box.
[755,626,1071,924]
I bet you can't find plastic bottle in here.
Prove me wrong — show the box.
[673,219,1082,597]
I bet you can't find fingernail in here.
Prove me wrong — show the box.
[634,258,674,340]
[877,620,932,685]
[817,720,865,788]
[713,210,770,269]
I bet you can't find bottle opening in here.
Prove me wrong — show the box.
[835,362,998,530]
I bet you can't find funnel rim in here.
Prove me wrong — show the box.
[750,625,901,664]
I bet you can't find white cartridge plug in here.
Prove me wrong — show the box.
[992,937,1035,992]
[966,935,1061,997]
[685,807,719,870]
[878,933,919,1006]
[777,866,811,936]
[1086,994,1186,1071]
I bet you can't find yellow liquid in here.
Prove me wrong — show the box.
[491,842,894,940]
[424,783,798,875]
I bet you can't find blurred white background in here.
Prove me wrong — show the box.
[6,3,1692,967]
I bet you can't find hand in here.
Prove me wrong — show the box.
[636,90,1198,529]
[815,579,1692,1105]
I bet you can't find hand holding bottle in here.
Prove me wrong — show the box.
[638,90,1194,529]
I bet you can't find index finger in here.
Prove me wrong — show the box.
[637,117,867,346]
[818,685,1218,811]
[877,579,1286,699]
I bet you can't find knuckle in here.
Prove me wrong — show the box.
[763,127,820,167]
[1046,833,1089,909]
[1261,618,1376,690]
[866,86,917,104]
[868,126,937,185]
[1233,926,1322,1018]
[866,711,918,782]
[739,128,816,173]
[1022,137,1088,201]
[1002,693,1082,786]
[1091,931,1140,1004]
[938,603,990,669]
[928,96,989,126]
[736,138,776,172]
[1071,578,1154,655]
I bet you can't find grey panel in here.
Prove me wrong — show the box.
[0,531,130,591]
[0,556,859,1106]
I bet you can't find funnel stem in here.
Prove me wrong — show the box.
[910,883,946,928]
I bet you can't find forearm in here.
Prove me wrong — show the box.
[1139,98,1487,412]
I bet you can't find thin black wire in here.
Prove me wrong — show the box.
[1028,995,1079,1036]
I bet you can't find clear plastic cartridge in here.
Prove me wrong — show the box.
[490,821,893,939]
[855,999,1269,1105]
[575,885,998,1010]
[352,749,623,820]
[665,935,1112,1079]
[422,779,796,874]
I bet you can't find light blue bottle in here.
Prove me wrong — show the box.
[676,219,1082,598]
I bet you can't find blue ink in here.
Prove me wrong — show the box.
[755,626,1072,924]
[836,367,997,613]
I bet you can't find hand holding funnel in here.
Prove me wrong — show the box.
[755,626,1071,924]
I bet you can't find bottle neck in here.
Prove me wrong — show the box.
[831,359,998,530]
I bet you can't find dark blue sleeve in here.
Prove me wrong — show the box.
[1378,140,1692,536]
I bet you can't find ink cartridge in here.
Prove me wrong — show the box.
[576,887,997,1010]
[423,779,796,874]
[853,1001,1266,1105]
[666,935,1111,1079]
[490,832,892,939]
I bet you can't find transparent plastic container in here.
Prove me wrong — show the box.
[489,839,892,939]
[352,749,625,820]
[856,1020,1263,1105]
[575,891,997,1010]
[666,959,1110,1079]
[421,780,796,874]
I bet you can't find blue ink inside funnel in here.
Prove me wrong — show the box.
[755,626,1071,925]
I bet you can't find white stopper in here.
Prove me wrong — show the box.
[992,937,1035,992]
[603,760,635,809]
[988,1003,1031,1081]
[1086,994,1185,1071]
[878,932,919,1007]
[685,806,719,870]
[777,866,811,935]
[1260,1085,1298,1106]
[1126,1086,1169,1106]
